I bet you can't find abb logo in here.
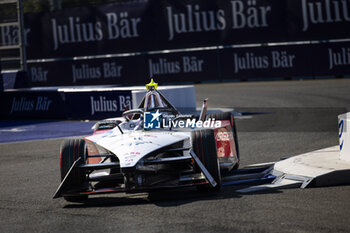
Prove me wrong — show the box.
[216,131,233,141]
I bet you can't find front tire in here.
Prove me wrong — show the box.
[191,129,221,191]
[60,138,88,202]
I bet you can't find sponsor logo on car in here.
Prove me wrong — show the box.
[215,131,234,141]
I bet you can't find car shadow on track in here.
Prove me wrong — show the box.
[62,186,282,209]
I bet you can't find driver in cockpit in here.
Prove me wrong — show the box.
[121,79,179,130]
[137,79,179,116]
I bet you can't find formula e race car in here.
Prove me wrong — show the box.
[54,79,240,202]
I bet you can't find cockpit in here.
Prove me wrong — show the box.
[93,79,197,133]
[119,79,180,131]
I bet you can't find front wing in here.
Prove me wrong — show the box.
[53,150,217,198]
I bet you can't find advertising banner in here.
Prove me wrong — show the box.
[219,44,313,79]
[24,1,154,59]
[1,0,348,59]
[220,41,350,79]
[310,42,350,76]
[0,89,132,119]
[0,91,66,118]
[28,56,147,86]
[27,50,220,86]
[27,41,350,86]
[63,90,132,119]
[142,50,220,83]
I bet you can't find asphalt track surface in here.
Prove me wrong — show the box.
[0,121,95,143]
[1,79,350,233]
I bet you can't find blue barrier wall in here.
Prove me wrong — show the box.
[0,89,132,119]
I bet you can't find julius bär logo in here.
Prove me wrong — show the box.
[143,110,162,129]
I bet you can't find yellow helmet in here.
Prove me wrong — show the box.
[146,78,158,90]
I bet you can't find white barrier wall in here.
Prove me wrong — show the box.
[338,113,350,162]
[60,84,196,114]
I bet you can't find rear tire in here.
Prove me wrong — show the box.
[191,129,221,191]
[206,112,240,170]
[60,138,88,202]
